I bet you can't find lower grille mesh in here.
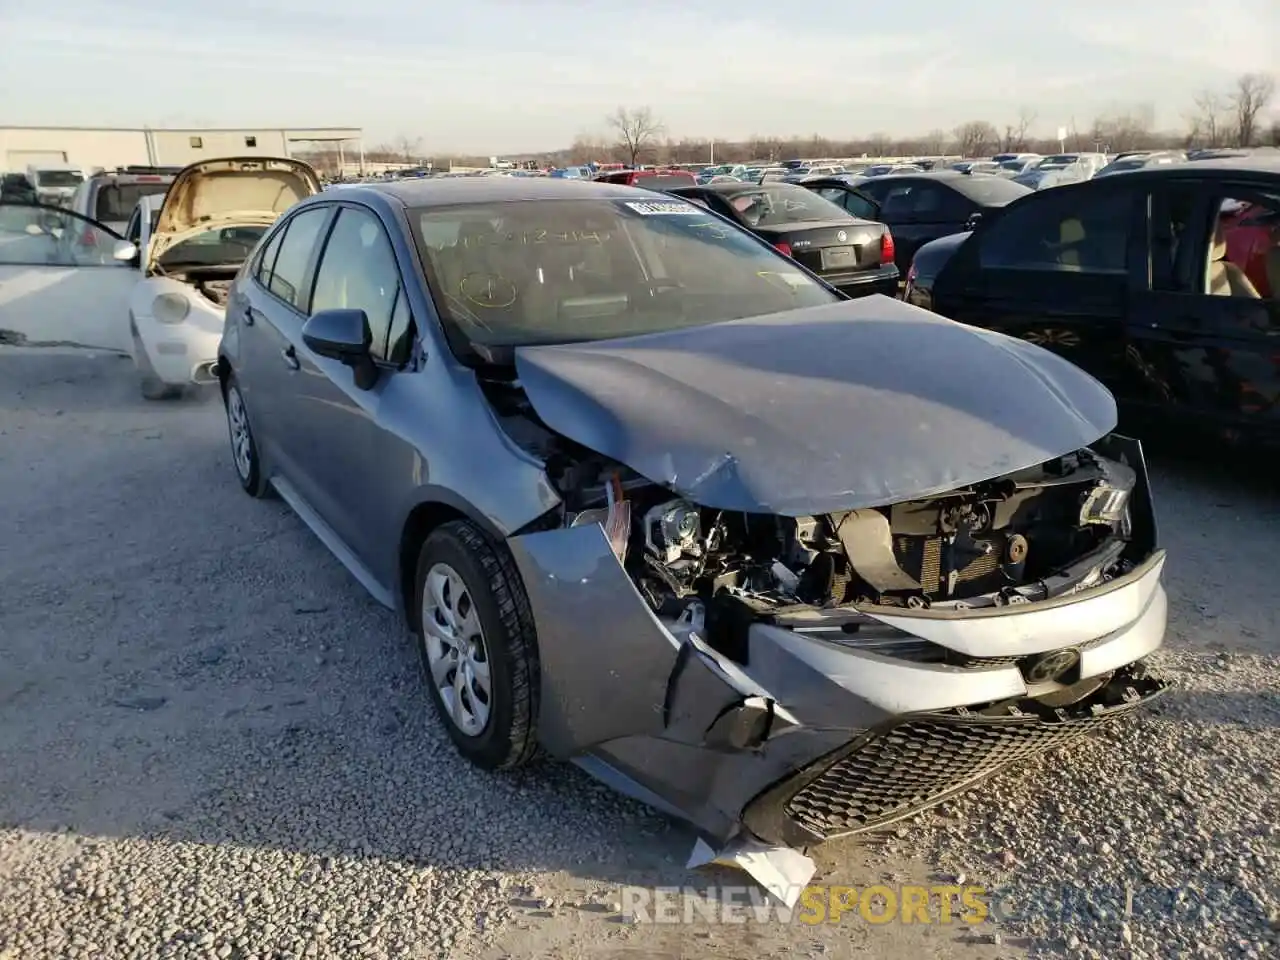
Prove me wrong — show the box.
[784,712,1113,838]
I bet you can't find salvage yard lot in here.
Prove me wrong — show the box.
[1,347,1277,960]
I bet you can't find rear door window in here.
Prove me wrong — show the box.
[977,189,1134,275]
[94,182,170,221]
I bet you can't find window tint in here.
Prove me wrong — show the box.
[94,182,169,222]
[1147,185,1198,291]
[387,286,414,364]
[125,208,142,245]
[813,187,879,221]
[266,207,330,309]
[935,188,976,221]
[907,185,946,218]
[411,197,838,351]
[718,184,850,227]
[978,189,1131,274]
[878,184,918,219]
[255,225,286,285]
[311,207,401,358]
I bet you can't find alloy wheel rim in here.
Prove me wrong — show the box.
[421,561,492,736]
[227,387,253,480]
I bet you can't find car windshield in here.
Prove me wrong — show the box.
[410,197,839,352]
[35,170,83,187]
[998,160,1028,171]
[1039,155,1078,167]
[719,185,849,226]
[951,176,1032,204]
[1105,158,1148,172]
[95,181,170,221]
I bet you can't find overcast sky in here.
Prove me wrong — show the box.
[1,0,1276,153]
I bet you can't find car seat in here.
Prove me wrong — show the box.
[1206,221,1260,297]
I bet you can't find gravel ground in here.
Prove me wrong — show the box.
[0,347,1276,960]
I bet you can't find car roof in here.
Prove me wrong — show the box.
[1067,154,1280,184]
[342,176,661,206]
[674,180,808,195]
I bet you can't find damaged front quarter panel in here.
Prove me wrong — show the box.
[508,521,855,842]
[508,522,803,759]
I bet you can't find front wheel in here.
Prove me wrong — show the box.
[413,520,540,770]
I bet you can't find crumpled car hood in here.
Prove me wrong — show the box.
[514,295,1117,516]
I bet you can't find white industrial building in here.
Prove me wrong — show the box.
[1,126,364,171]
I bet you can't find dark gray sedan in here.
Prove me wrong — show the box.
[215,177,1168,871]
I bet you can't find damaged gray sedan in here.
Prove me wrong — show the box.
[216,177,1167,867]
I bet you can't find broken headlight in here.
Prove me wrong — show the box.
[644,499,702,564]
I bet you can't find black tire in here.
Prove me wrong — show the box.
[222,375,272,498]
[413,519,540,770]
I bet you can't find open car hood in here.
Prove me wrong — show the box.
[148,156,320,267]
[514,296,1117,516]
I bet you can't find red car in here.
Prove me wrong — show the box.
[1220,200,1280,297]
[593,168,697,190]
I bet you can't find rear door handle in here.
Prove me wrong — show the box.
[281,345,300,370]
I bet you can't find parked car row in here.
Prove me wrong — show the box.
[2,149,1276,882]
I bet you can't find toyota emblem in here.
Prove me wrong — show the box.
[1023,648,1082,684]
[836,230,848,242]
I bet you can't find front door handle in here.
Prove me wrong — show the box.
[281,345,300,370]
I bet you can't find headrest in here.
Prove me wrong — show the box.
[1060,219,1085,244]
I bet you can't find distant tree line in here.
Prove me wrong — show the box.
[301,73,1277,173]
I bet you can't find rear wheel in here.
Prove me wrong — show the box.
[413,520,540,770]
[223,376,272,498]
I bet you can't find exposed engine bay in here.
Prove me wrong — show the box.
[484,375,1148,662]
[192,275,235,307]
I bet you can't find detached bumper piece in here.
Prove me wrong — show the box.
[743,663,1166,847]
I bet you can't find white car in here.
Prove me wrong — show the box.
[0,156,320,399]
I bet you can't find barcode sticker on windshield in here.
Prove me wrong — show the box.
[623,200,702,216]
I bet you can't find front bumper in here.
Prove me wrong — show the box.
[827,270,899,299]
[509,512,1169,846]
[131,299,225,386]
[741,662,1165,846]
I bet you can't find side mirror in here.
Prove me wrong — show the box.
[302,308,378,389]
[112,240,139,262]
[964,212,984,230]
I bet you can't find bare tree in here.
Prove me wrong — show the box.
[1231,73,1276,147]
[953,120,998,158]
[999,107,1037,152]
[922,128,948,155]
[865,132,894,157]
[1090,105,1156,153]
[1188,91,1232,147]
[394,136,422,162]
[607,107,664,167]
